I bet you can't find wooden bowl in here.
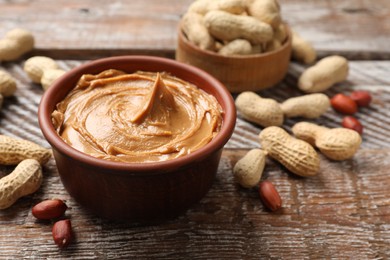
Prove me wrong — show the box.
[176,24,292,93]
[38,56,236,222]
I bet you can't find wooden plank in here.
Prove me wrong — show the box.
[1,149,390,258]
[0,0,389,59]
[0,60,390,258]
[230,61,390,149]
[0,0,193,59]
[280,0,390,60]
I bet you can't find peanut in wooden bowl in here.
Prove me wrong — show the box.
[176,24,292,93]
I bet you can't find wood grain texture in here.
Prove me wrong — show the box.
[0,60,390,258]
[1,1,390,257]
[230,61,390,150]
[280,0,390,60]
[0,0,389,59]
[1,150,390,258]
[0,0,194,59]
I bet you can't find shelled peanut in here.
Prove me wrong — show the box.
[350,90,372,107]
[342,116,363,135]
[32,199,68,220]
[331,90,372,114]
[258,180,282,212]
[182,0,288,56]
[331,93,357,115]
[330,90,372,134]
[52,219,73,248]
[23,56,66,90]
[32,199,73,248]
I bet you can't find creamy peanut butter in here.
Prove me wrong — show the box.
[52,69,223,163]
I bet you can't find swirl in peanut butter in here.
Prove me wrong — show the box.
[52,70,223,163]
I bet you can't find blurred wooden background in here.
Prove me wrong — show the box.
[0,0,389,59]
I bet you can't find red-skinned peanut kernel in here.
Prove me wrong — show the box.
[52,219,73,248]
[258,181,282,212]
[350,90,372,107]
[342,116,363,135]
[331,93,358,115]
[32,199,68,220]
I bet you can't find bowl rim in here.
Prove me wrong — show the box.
[177,22,292,60]
[38,55,236,175]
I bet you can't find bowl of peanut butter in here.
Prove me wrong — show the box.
[38,56,236,221]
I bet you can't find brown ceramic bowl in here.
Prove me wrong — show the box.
[38,56,236,222]
[176,24,292,93]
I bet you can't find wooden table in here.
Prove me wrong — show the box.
[1,0,390,258]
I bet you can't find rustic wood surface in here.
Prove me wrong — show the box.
[0,0,389,59]
[1,0,390,259]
